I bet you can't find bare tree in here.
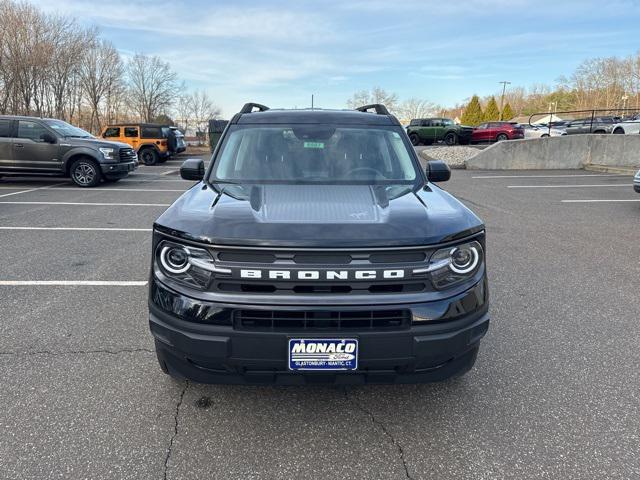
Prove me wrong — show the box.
[398,98,436,121]
[346,87,399,113]
[49,19,92,119]
[78,39,123,132]
[127,53,179,122]
[189,90,220,133]
[174,92,191,131]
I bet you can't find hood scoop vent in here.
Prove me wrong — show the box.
[255,185,383,224]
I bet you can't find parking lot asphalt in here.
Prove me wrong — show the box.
[1,154,639,479]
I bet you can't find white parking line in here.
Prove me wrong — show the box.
[45,187,186,192]
[0,201,170,207]
[0,182,67,198]
[0,227,152,232]
[0,280,148,286]
[160,169,178,175]
[562,199,640,203]
[472,174,627,179]
[508,184,632,189]
[120,179,193,183]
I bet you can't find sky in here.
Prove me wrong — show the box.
[31,0,640,117]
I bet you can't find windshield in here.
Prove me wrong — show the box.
[210,124,420,185]
[43,119,94,138]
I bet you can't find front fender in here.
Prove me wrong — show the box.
[62,147,104,172]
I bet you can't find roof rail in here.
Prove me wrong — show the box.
[240,103,270,114]
[355,104,390,115]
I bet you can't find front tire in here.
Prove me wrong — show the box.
[496,133,508,141]
[613,128,625,134]
[409,133,421,146]
[70,158,101,187]
[444,132,458,146]
[140,148,159,166]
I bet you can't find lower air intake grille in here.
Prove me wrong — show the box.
[234,309,411,331]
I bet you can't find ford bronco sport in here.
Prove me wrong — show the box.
[148,103,489,385]
[0,115,137,187]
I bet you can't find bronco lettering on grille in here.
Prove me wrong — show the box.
[238,269,405,280]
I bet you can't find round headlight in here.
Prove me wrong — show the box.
[160,245,190,274]
[449,245,479,274]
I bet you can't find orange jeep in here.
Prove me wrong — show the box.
[101,123,170,165]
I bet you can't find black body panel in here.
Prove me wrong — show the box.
[155,183,483,248]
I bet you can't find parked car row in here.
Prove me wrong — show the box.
[0,114,192,187]
[406,118,523,145]
[408,113,640,146]
[540,115,640,136]
[0,115,137,187]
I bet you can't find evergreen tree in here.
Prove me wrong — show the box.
[460,95,483,126]
[483,97,500,121]
[501,103,515,121]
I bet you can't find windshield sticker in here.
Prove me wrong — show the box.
[303,141,325,149]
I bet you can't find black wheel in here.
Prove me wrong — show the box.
[541,133,550,138]
[496,133,508,142]
[140,148,159,166]
[70,158,101,187]
[613,128,625,134]
[444,132,458,146]
[409,133,421,146]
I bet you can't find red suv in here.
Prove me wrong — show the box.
[471,122,524,143]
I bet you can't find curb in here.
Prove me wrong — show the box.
[584,164,638,175]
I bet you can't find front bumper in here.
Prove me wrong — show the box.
[634,183,640,193]
[100,161,137,177]
[149,278,490,385]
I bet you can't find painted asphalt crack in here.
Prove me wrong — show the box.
[164,380,188,480]
[344,388,413,480]
[0,348,154,357]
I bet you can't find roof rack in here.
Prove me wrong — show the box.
[240,103,270,114]
[355,104,390,115]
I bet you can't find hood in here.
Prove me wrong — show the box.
[155,183,484,248]
[65,137,131,150]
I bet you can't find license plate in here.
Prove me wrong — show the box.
[288,338,358,371]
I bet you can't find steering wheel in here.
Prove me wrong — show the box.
[344,167,383,178]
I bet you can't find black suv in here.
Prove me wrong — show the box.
[0,115,137,187]
[148,103,489,385]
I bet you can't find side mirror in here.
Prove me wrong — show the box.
[41,133,56,144]
[426,160,451,183]
[180,158,205,181]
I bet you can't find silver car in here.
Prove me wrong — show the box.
[612,116,640,135]
[523,124,566,138]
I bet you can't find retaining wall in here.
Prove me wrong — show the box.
[465,134,640,170]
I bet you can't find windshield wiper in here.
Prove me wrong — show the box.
[210,180,241,185]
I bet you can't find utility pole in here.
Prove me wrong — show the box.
[498,81,511,120]
[311,94,314,110]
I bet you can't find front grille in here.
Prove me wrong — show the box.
[119,148,137,162]
[234,309,411,331]
[208,246,436,296]
[215,281,428,295]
